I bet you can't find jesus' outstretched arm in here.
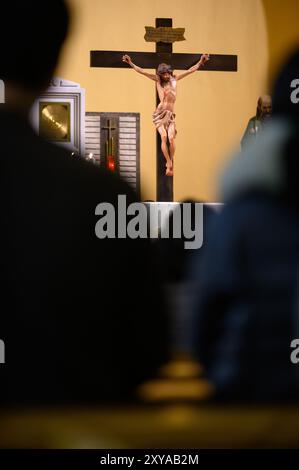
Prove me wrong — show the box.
[122,54,158,81]
[176,53,210,81]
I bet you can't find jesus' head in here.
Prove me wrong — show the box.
[157,63,173,84]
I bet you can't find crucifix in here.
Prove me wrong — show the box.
[91,18,237,202]
[102,118,117,172]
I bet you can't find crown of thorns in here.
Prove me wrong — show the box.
[157,63,173,75]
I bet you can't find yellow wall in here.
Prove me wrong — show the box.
[263,0,299,87]
[55,0,299,201]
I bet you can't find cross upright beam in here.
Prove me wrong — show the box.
[155,18,173,201]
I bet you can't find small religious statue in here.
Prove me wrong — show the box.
[122,53,210,176]
[241,95,272,149]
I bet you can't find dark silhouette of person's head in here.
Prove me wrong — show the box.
[0,1,69,112]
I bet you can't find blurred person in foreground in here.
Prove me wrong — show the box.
[190,48,299,402]
[241,95,272,149]
[0,1,168,405]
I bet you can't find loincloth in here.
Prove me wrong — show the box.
[152,108,177,135]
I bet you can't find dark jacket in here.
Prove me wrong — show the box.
[241,115,261,149]
[191,118,299,402]
[0,109,167,404]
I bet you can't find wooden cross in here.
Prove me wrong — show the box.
[91,18,237,201]
[102,118,117,171]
